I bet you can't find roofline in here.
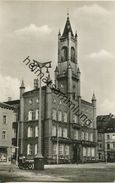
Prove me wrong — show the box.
[0,102,15,110]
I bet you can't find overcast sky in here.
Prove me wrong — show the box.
[0,1,115,115]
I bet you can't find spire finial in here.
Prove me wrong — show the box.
[92,91,96,101]
[67,8,69,19]
[20,80,25,88]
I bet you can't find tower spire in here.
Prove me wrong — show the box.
[67,8,69,19]
[62,12,74,37]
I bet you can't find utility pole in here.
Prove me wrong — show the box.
[33,60,51,170]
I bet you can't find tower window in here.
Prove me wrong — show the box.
[2,131,6,139]
[28,110,33,121]
[71,47,75,62]
[61,46,68,62]
[3,115,6,124]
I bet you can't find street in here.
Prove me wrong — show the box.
[0,162,115,182]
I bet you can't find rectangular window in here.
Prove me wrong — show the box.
[113,142,115,148]
[59,144,64,155]
[90,133,93,141]
[3,115,6,124]
[99,143,102,149]
[35,109,39,120]
[63,128,67,138]
[87,147,90,156]
[35,126,38,137]
[2,131,6,139]
[35,144,37,155]
[13,129,16,138]
[64,112,67,122]
[27,127,33,137]
[83,147,86,156]
[52,125,56,136]
[112,134,115,140]
[27,144,32,155]
[91,148,95,157]
[53,144,57,155]
[98,133,102,141]
[107,134,110,140]
[58,127,62,137]
[28,111,33,121]
[58,111,62,121]
[85,132,88,141]
[65,145,69,155]
[74,130,78,140]
[73,115,77,123]
[52,109,56,120]
[107,143,110,149]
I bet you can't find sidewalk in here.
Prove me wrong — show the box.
[45,162,113,169]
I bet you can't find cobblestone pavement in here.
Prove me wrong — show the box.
[0,163,115,182]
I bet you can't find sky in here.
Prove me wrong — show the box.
[0,1,115,115]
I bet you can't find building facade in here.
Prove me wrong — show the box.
[3,16,97,164]
[16,16,97,164]
[97,114,115,162]
[0,102,16,163]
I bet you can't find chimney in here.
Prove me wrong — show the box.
[8,97,12,101]
[34,79,38,89]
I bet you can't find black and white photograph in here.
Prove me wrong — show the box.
[0,0,115,182]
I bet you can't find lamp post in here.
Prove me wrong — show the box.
[33,60,51,170]
[16,120,19,166]
[56,122,59,164]
[56,101,62,164]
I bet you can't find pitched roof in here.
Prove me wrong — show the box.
[0,102,15,110]
[4,100,20,105]
[62,17,74,37]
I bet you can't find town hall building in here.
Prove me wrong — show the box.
[6,16,97,164]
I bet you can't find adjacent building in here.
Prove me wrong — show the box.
[0,102,16,162]
[97,114,115,162]
[15,16,97,164]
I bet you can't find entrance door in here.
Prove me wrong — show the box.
[73,144,80,163]
[0,148,7,162]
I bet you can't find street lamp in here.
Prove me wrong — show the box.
[56,103,60,165]
[16,120,19,166]
[33,60,52,170]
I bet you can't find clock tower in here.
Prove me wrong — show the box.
[55,15,81,100]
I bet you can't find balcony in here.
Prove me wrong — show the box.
[51,136,71,144]
[81,140,97,147]
[72,123,81,129]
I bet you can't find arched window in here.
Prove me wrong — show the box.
[28,110,33,121]
[35,109,39,120]
[27,126,33,137]
[35,126,38,137]
[71,47,75,62]
[35,144,38,155]
[27,144,32,155]
[61,46,68,62]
